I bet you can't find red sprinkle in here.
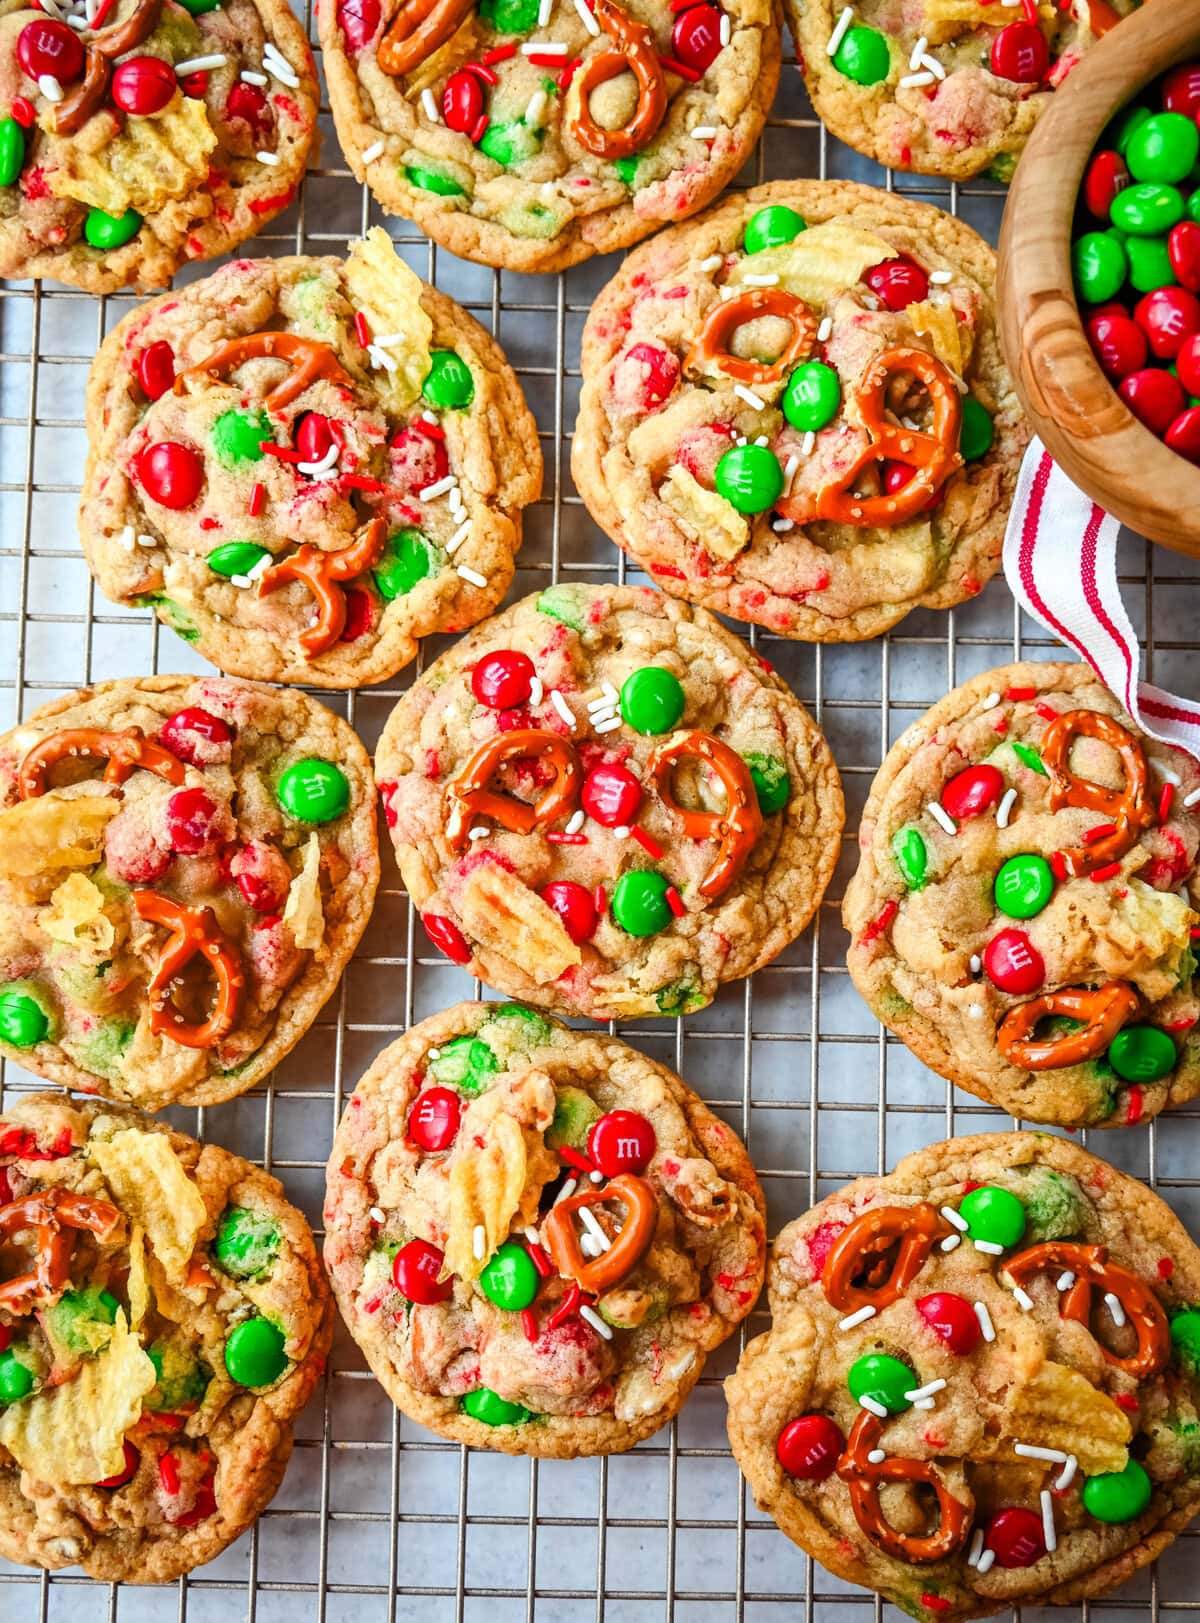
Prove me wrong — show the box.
[520,1308,538,1343]
[993,716,1009,735]
[668,0,695,9]
[1089,861,1123,883]
[1049,851,1069,881]
[354,310,371,348]
[1159,783,1175,823]
[248,482,265,517]
[558,1145,597,1175]
[1158,1256,1176,1279]
[556,56,582,90]
[463,60,499,84]
[631,825,663,859]
[526,50,567,66]
[1035,703,1058,721]
[470,112,490,143]
[1167,1015,1197,1030]
[259,441,305,463]
[526,1241,553,1278]
[1191,927,1200,940]
[158,1452,180,1495]
[1082,823,1117,844]
[546,1282,583,1331]
[341,474,387,492]
[1005,685,1036,701]
[547,831,587,845]
[659,53,701,80]
[1115,1393,1139,1413]
[413,415,446,440]
[482,43,516,62]
[861,899,897,945]
[1126,1084,1144,1126]
[665,885,686,917]
[592,883,606,914]
[921,1598,953,1615]
[10,97,34,128]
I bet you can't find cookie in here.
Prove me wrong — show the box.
[323,1000,765,1455]
[0,674,379,1110]
[79,232,541,687]
[726,1131,1200,1620]
[0,0,318,292]
[374,583,844,1019]
[788,0,1136,182]
[843,662,1200,1127]
[317,0,781,273]
[0,1092,332,1582]
[572,180,1026,643]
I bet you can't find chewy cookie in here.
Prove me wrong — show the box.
[0,0,318,292]
[318,0,780,272]
[80,231,541,687]
[843,663,1200,1128]
[573,181,1025,642]
[0,1093,331,1582]
[789,0,1136,182]
[375,583,843,1019]
[726,1132,1200,1620]
[0,674,378,1110]
[324,1001,765,1454]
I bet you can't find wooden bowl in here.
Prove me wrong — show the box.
[997,1,1200,557]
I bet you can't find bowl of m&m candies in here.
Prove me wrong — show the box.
[999,3,1200,556]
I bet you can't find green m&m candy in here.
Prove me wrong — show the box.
[0,118,25,188]
[479,0,539,27]
[960,397,994,461]
[176,0,221,12]
[1110,103,1151,156]
[744,752,790,814]
[715,443,784,514]
[85,207,142,250]
[613,155,640,186]
[423,350,474,410]
[224,1316,287,1388]
[374,528,438,599]
[620,665,685,734]
[479,1242,539,1311]
[212,408,270,465]
[1111,182,1184,237]
[1073,231,1127,303]
[1170,1309,1200,1372]
[1107,1025,1177,1083]
[479,120,541,167]
[833,25,890,86]
[959,1184,1026,1249]
[405,165,467,197]
[744,204,806,254]
[214,1206,281,1280]
[277,758,349,823]
[994,853,1054,919]
[0,987,49,1048]
[892,826,927,890]
[611,870,673,936]
[847,1353,913,1414]
[208,541,270,579]
[782,361,841,432]
[461,1386,531,1426]
[0,1350,33,1404]
[1189,188,1200,225]
[1127,234,1177,294]
[1127,113,1200,187]
[1011,740,1046,775]
[1082,1458,1152,1524]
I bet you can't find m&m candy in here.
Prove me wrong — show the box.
[224,1316,287,1387]
[776,1414,844,1480]
[540,880,598,944]
[137,340,176,401]
[990,21,1046,85]
[671,2,723,74]
[0,1349,34,1403]
[619,666,685,735]
[276,758,349,822]
[1107,1025,1176,1082]
[479,1242,539,1312]
[588,1109,656,1176]
[958,1185,1025,1249]
[136,441,204,509]
[423,350,474,409]
[743,204,805,254]
[847,1353,914,1414]
[461,1387,531,1425]
[941,764,1003,821]
[993,854,1054,919]
[111,56,176,116]
[782,362,841,432]
[408,1087,462,1151]
[983,928,1045,995]
[916,1292,982,1355]
[1082,1458,1153,1523]
[0,988,48,1048]
[582,762,642,826]
[393,1238,454,1304]
[984,1506,1046,1568]
[471,649,535,709]
[863,255,929,311]
[715,443,784,513]
[832,24,890,86]
[611,870,673,936]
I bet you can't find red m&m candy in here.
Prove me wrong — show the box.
[136,340,176,402]
[422,912,471,964]
[340,587,374,643]
[941,764,1004,821]
[776,1414,844,1480]
[1163,62,1200,119]
[408,1086,461,1152]
[864,254,928,311]
[1120,368,1187,436]
[1178,333,1200,396]
[581,762,641,827]
[1087,311,1148,380]
[1083,150,1131,221]
[990,21,1047,85]
[588,1109,656,1177]
[471,650,535,709]
[983,928,1045,995]
[296,412,334,463]
[624,342,679,410]
[1166,406,1200,464]
[111,56,176,116]
[393,1238,453,1304]
[336,0,381,49]
[1169,222,1200,293]
[1134,286,1200,360]
[672,2,723,73]
[916,1292,982,1355]
[225,80,272,141]
[442,68,484,134]
[96,1439,139,1489]
[136,441,204,509]
[165,787,225,855]
[540,880,598,945]
[16,19,83,84]
[984,1506,1047,1568]
[159,706,233,764]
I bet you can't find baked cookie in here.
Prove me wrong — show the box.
[79,231,541,687]
[789,0,1137,182]
[324,1001,765,1454]
[572,180,1026,643]
[726,1132,1200,1621]
[843,662,1200,1128]
[0,0,318,292]
[318,0,781,272]
[0,1092,331,1582]
[0,674,379,1110]
[374,583,843,1019]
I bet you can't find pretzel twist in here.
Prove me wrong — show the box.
[132,890,244,1050]
[377,0,474,75]
[18,726,186,800]
[1005,1240,1170,1379]
[820,1204,948,1314]
[0,1188,121,1314]
[176,333,356,415]
[256,518,388,657]
[55,0,164,136]
[540,1174,658,1295]
[836,1411,972,1564]
[778,348,962,527]
[996,980,1139,1071]
[443,728,583,853]
[567,0,667,161]
[1041,709,1155,878]
[684,288,818,389]
[645,730,763,899]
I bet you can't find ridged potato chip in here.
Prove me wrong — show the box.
[89,1129,207,1284]
[344,228,432,409]
[921,0,1053,42]
[444,1107,527,1283]
[727,222,897,314]
[0,790,117,879]
[127,1223,150,1329]
[659,466,750,560]
[49,95,216,218]
[1003,1359,1132,1475]
[37,873,117,964]
[906,300,966,378]
[457,864,582,984]
[283,834,324,953]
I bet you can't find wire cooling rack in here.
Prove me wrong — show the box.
[4,9,1200,1619]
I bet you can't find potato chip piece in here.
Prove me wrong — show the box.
[37,873,117,964]
[49,95,216,217]
[906,299,964,377]
[0,1310,156,1485]
[659,465,750,560]
[89,1128,207,1285]
[0,790,118,879]
[444,1108,527,1282]
[727,221,897,312]
[1004,1359,1131,1475]
[283,834,324,953]
[127,1223,150,1329]
[919,0,1053,42]
[457,864,582,984]
[344,228,432,409]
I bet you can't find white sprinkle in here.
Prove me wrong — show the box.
[698,254,723,273]
[553,1177,578,1206]
[579,1304,613,1340]
[1184,786,1200,807]
[742,273,780,289]
[37,74,63,102]
[1056,1271,1076,1292]
[175,53,228,73]
[468,826,490,841]
[982,691,1001,710]
[421,87,440,122]
[361,138,385,163]
[369,1206,386,1224]
[445,521,472,556]
[967,1529,984,1568]
[927,800,957,836]
[524,88,547,127]
[578,1206,611,1251]
[574,0,600,31]
[802,430,816,456]
[1157,764,1183,786]
[719,12,730,43]
[899,71,936,88]
[428,1048,442,1060]
[772,519,795,534]
[580,1232,601,1258]
[549,689,576,729]
[691,125,718,140]
[538,0,552,21]
[1012,1285,1035,1312]
[588,693,616,713]
[904,1378,946,1402]
[866,1448,886,1464]
[783,453,801,484]
[66,14,86,29]
[859,1394,889,1418]
[522,1226,541,1246]
[241,69,269,85]
[601,681,618,702]
[117,524,135,552]
[1041,1488,1057,1553]
[613,825,631,840]
[816,316,833,342]
[908,33,927,69]
[472,1224,486,1260]
[838,1304,877,1332]
[368,343,397,373]
[996,787,1017,829]
[929,269,954,286]
[419,474,457,500]
[39,0,62,16]
[594,717,622,734]
[967,1004,985,1020]
[941,1205,968,1232]
[753,435,769,447]
[457,566,488,589]
[566,809,585,835]
[1105,1290,1128,1329]
[263,52,300,88]
[940,1233,961,1253]
[298,446,340,478]
[522,38,566,53]
[1015,1443,1070,1464]
[970,954,982,975]
[529,676,544,707]
[976,1549,996,1575]
[1055,1455,1078,1491]
[918,51,946,79]
[975,1239,1005,1256]
[826,4,853,57]
[734,383,767,410]
[913,1398,936,1411]
[973,1301,995,1342]
[137,533,158,549]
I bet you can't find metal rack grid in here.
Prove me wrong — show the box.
[3,9,1200,1619]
